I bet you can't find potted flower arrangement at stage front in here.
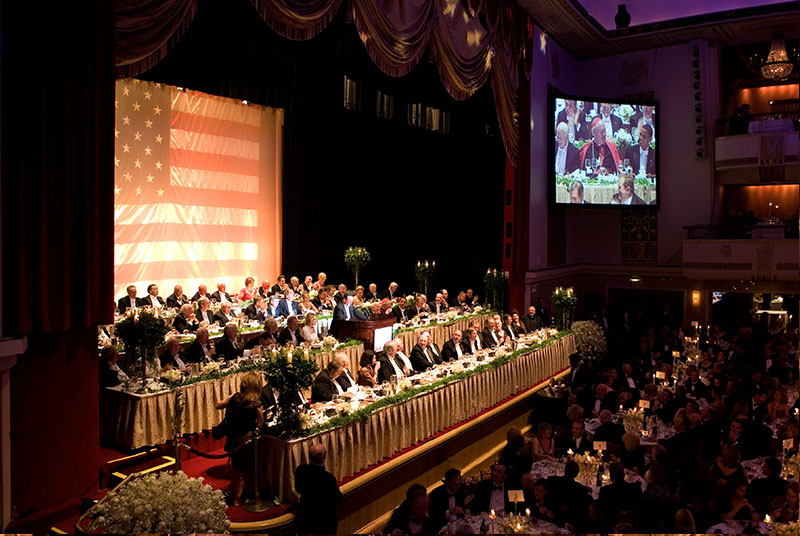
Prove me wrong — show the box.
[551,287,577,330]
[344,246,370,288]
[263,348,318,438]
[572,320,606,360]
[114,309,171,392]
[84,471,229,534]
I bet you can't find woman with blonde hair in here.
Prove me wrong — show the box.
[216,372,264,506]
[314,272,327,291]
[299,291,318,315]
[353,285,366,306]
[300,312,319,343]
[532,422,555,460]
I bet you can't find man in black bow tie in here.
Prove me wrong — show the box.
[469,464,512,515]
[429,468,467,531]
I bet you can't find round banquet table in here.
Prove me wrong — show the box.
[528,459,646,499]
[441,513,569,534]
[705,520,768,534]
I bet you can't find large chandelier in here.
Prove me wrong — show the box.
[761,32,794,80]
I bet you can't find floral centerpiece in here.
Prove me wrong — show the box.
[414,260,437,297]
[774,520,800,535]
[783,452,800,480]
[344,246,370,288]
[263,348,318,438]
[569,451,602,487]
[114,309,171,391]
[551,287,577,330]
[622,408,645,435]
[161,368,183,385]
[85,471,229,534]
[616,104,635,124]
[483,269,508,311]
[613,129,634,155]
[202,361,221,375]
[493,513,535,534]
[322,335,338,351]
[572,320,606,360]
[494,347,508,358]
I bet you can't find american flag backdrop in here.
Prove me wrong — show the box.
[114,79,282,300]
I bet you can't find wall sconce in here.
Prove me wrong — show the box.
[691,290,701,307]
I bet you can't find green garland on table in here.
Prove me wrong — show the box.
[555,174,653,187]
[393,310,494,335]
[297,330,572,438]
[156,339,362,391]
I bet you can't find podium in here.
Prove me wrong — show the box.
[331,315,396,351]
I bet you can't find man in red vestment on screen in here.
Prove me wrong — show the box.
[579,117,621,174]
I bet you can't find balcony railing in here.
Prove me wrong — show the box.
[683,224,797,240]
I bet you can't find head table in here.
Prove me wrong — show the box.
[103,312,494,450]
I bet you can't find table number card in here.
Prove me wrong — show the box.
[672,350,680,358]
[507,490,525,504]
[639,399,651,409]
[655,371,666,379]
[593,441,607,451]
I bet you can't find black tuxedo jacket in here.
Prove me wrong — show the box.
[502,324,520,340]
[335,368,356,391]
[195,307,214,325]
[556,109,590,140]
[592,421,625,446]
[141,294,164,307]
[377,354,406,382]
[213,310,231,327]
[294,463,343,534]
[158,349,187,370]
[244,303,266,322]
[430,301,449,315]
[117,296,142,311]
[365,291,380,301]
[407,305,426,317]
[600,113,623,133]
[215,337,242,361]
[468,479,513,515]
[190,292,210,303]
[559,433,593,455]
[441,339,468,362]
[409,344,437,372]
[393,306,409,323]
[172,314,198,334]
[185,339,211,363]
[464,336,484,354]
[482,328,500,348]
[555,142,581,175]
[166,293,189,309]
[270,283,285,295]
[428,483,467,530]
[334,303,367,321]
[628,145,655,175]
[211,290,232,303]
[99,360,122,388]
[311,369,340,403]
[383,288,397,300]
[258,286,271,298]
[277,328,305,346]
[260,383,277,410]
[428,342,444,364]
[521,314,543,333]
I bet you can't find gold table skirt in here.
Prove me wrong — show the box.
[261,334,575,502]
[556,183,656,204]
[103,344,364,449]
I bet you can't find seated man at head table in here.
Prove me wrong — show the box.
[579,117,620,175]
[166,284,189,309]
[334,294,367,321]
[118,284,142,311]
[159,336,188,372]
[257,279,271,298]
[186,326,216,363]
[423,331,444,363]
[99,346,128,388]
[393,337,414,374]
[271,274,287,295]
[265,294,282,318]
[214,302,234,327]
[244,330,277,351]
[244,295,267,322]
[598,102,623,137]
[430,293,449,315]
[289,276,303,294]
[628,123,655,177]
[277,315,305,346]
[569,180,590,204]
[407,295,429,318]
[462,328,484,354]
[194,296,214,326]
[172,303,199,333]
[377,340,409,381]
[211,282,232,304]
[191,283,210,303]
[482,318,501,348]
[555,122,581,176]
[442,330,468,362]
[556,99,590,141]
[383,281,399,300]
[311,359,346,403]
[393,296,411,323]
[611,175,645,205]
[142,283,164,308]
[215,323,244,361]
[409,333,439,372]
[365,283,380,302]
[464,288,479,306]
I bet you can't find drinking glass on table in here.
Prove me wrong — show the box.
[584,159,592,174]
[623,158,631,173]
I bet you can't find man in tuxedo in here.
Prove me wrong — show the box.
[482,318,501,348]
[393,296,410,323]
[546,461,591,523]
[211,282,232,304]
[190,284,210,303]
[166,285,189,309]
[423,332,444,364]
[598,102,622,138]
[265,295,281,318]
[598,463,642,519]
[277,315,305,346]
[186,327,215,363]
[173,304,198,333]
[431,293,449,315]
[579,118,620,174]
[334,294,367,321]
[501,314,519,342]
[271,275,287,295]
[383,281,399,300]
[378,340,408,381]
[629,104,655,138]
[365,283,380,302]
[611,175,645,205]
[387,486,437,534]
[277,289,301,318]
[294,444,343,534]
[393,338,415,375]
[522,306,543,333]
[428,468,467,531]
[441,289,451,307]
[215,324,243,361]
[142,284,164,308]
[684,369,707,400]
[99,346,127,389]
[465,288,479,306]
[463,328,484,354]
[560,419,593,455]
[118,285,141,311]
[407,296,428,318]
[569,180,590,205]
[592,410,625,447]
[311,360,345,402]
[409,334,438,372]
[159,336,188,371]
[442,330,467,362]
[195,297,214,326]
[469,464,512,515]
[555,122,581,175]
[312,287,330,310]
[556,99,590,141]
[244,295,267,322]
[334,283,348,304]
[289,276,303,294]
[335,355,357,391]
[628,124,655,176]
[213,302,233,327]
[588,384,617,417]
[257,279,271,298]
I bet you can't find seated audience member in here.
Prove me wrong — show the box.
[469,464,511,515]
[611,174,645,205]
[673,508,696,533]
[334,283,348,304]
[352,285,366,306]
[257,279,271,298]
[599,102,622,136]
[522,306,543,333]
[277,289,301,317]
[501,314,519,341]
[294,444,343,534]
[442,330,467,362]
[313,272,327,291]
[430,293,448,315]
[463,328,484,354]
[719,481,759,522]
[423,332,444,363]
[244,330,275,351]
[384,281,399,300]
[408,295,429,318]
[555,122,581,175]
[569,180,588,204]
[356,350,379,388]
[289,276,303,294]
[768,389,790,422]
[409,334,438,372]
[298,292,318,315]
[244,295,267,322]
[617,432,645,474]
[525,477,558,523]
[334,354,357,391]
[364,283,380,302]
[393,338,414,373]
[159,336,187,371]
[194,297,214,326]
[598,462,643,520]
[559,419,593,455]
[172,303,199,333]
[510,311,527,335]
[556,99,590,141]
[579,118,620,174]
[215,323,243,361]
[99,346,127,388]
[464,288,479,306]
[629,123,655,176]
[311,359,344,403]
[546,460,591,524]
[311,286,331,310]
[334,294,367,321]
[377,340,408,381]
[592,409,625,447]
[482,318,501,348]
[747,457,788,514]
[214,302,233,327]
[190,284,210,303]
[300,312,319,342]
[211,282,232,303]
[393,296,410,323]
[277,315,305,346]
[265,295,281,318]
[166,285,189,309]
[262,317,280,342]
[387,485,436,534]
[428,468,466,531]
[237,276,257,301]
[186,327,215,363]
[141,283,164,308]
[771,481,800,523]
[270,275,287,295]
[118,284,142,311]
[532,422,555,460]
[302,275,314,292]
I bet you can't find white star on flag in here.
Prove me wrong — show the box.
[132,102,141,111]
[114,128,119,138]
[134,131,142,141]
[114,156,120,166]
[122,144,130,153]
[122,86,129,96]
[155,134,163,143]
[144,146,152,155]
[135,186,142,195]
[153,106,162,115]
[122,116,130,125]
[146,174,154,183]
[145,119,153,128]
[155,161,163,170]
[144,91,152,100]
[115,100,119,109]
[114,186,121,195]
[156,189,164,197]
[133,159,142,168]
[123,172,132,181]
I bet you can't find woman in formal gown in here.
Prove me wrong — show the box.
[299,292,318,315]
[357,351,379,388]
[300,312,319,343]
[238,276,257,301]
[353,286,366,306]
[531,422,555,460]
[215,372,263,506]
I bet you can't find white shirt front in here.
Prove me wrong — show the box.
[387,354,403,377]
[129,296,138,309]
[397,351,413,372]
[149,294,160,307]
[602,114,613,138]
[623,194,633,205]
[344,305,351,321]
[171,353,186,369]
[333,378,344,396]
[638,147,649,175]
[556,145,568,175]
[423,347,434,364]
[455,342,463,358]
[490,485,505,514]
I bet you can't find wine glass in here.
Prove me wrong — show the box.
[623,158,631,173]
[584,159,592,174]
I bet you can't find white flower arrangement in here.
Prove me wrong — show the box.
[202,361,220,375]
[547,328,558,338]
[613,128,634,150]
[322,335,337,350]
[783,452,800,480]
[494,347,508,358]
[622,408,645,435]
[473,305,483,313]
[450,362,464,374]
[446,311,458,321]
[569,451,603,487]
[299,410,314,430]
[397,379,413,392]
[86,471,229,534]
[774,521,800,535]
[309,289,318,299]
[162,368,183,384]
[572,320,607,359]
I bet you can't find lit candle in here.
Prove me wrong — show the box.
[765,514,772,524]
[619,404,623,412]
[567,448,574,456]
[304,348,309,359]
[795,408,799,417]
[272,347,278,357]
[432,260,436,267]
[418,260,421,267]
[286,352,292,364]
[490,509,496,519]
[525,508,531,517]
